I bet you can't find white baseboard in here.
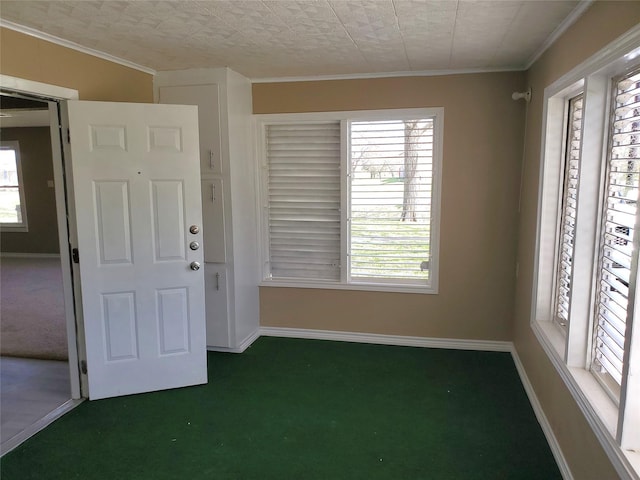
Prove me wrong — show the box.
[259,326,512,352]
[510,348,573,480]
[207,329,260,354]
[0,398,83,457]
[0,252,61,258]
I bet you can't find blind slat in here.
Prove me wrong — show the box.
[267,122,341,281]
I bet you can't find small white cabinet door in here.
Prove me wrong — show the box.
[201,178,226,263]
[65,100,207,400]
[158,84,222,175]
[204,264,230,348]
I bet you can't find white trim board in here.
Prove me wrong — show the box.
[0,398,83,457]
[510,347,573,480]
[0,252,61,258]
[523,1,594,70]
[250,67,521,84]
[532,323,640,480]
[0,74,79,101]
[259,326,512,352]
[207,330,260,354]
[0,20,155,76]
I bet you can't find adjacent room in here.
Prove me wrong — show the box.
[0,1,639,479]
[0,95,72,454]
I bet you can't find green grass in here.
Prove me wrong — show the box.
[350,175,431,280]
[351,211,430,280]
[1,337,561,480]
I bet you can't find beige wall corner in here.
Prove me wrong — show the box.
[0,27,153,102]
[514,1,640,478]
[255,71,527,342]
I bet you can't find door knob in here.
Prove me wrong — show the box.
[189,241,200,251]
[190,261,201,271]
[189,225,200,234]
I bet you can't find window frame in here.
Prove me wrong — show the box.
[0,140,28,232]
[255,108,443,295]
[532,27,640,479]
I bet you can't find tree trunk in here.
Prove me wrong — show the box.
[401,121,420,222]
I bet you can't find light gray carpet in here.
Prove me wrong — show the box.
[0,257,68,361]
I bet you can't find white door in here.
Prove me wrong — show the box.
[64,100,207,400]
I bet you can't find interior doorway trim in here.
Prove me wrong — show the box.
[1,74,81,399]
[0,75,78,100]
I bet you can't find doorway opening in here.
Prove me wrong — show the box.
[0,81,82,455]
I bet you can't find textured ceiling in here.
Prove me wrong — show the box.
[0,0,583,79]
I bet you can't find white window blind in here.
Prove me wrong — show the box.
[592,70,640,390]
[554,94,584,328]
[349,119,433,283]
[265,123,341,281]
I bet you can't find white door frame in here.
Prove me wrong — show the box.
[0,74,83,399]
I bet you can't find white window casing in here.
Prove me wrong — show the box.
[532,27,640,479]
[255,108,442,294]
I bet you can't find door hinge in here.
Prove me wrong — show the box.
[72,247,80,264]
[80,360,87,375]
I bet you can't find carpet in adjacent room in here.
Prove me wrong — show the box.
[0,256,68,361]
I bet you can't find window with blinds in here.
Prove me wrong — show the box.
[553,94,584,329]
[349,119,433,283]
[592,69,640,393]
[265,122,341,281]
[258,107,442,291]
[0,141,27,229]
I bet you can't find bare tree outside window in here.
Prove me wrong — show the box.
[401,120,430,222]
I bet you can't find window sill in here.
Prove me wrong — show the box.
[0,224,28,233]
[259,279,437,295]
[532,320,640,479]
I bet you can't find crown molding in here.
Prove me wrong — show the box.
[524,0,594,70]
[250,66,522,83]
[0,19,156,76]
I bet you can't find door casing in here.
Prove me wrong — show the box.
[0,74,84,398]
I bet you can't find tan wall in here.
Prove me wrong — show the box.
[0,28,153,102]
[254,71,526,341]
[1,127,59,254]
[515,1,640,477]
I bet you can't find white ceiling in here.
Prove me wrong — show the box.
[0,0,585,80]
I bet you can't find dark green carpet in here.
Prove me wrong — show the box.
[1,337,561,479]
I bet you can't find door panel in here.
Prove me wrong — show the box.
[151,180,186,261]
[66,100,206,400]
[94,181,132,264]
